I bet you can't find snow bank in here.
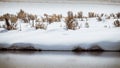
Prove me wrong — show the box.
[0,26,120,51]
[0,2,120,51]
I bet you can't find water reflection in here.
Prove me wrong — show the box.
[0,51,120,68]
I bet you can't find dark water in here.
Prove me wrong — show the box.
[0,51,120,68]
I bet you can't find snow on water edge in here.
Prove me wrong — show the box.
[0,27,120,51]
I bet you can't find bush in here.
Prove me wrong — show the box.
[8,45,41,51]
[23,18,29,23]
[17,9,26,19]
[4,18,12,30]
[3,13,10,20]
[77,11,83,21]
[88,45,104,51]
[106,16,110,19]
[97,17,102,21]
[88,12,95,18]
[116,12,120,19]
[72,46,85,52]
[65,18,78,30]
[0,16,4,21]
[48,17,53,24]
[10,15,18,30]
[67,11,74,20]
[57,14,62,22]
[77,11,83,18]
[65,11,79,30]
[110,13,115,18]
[114,20,120,27]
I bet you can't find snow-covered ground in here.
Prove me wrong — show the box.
[0,19,120,50]
[0,2,120,16]
[0,2,120,51]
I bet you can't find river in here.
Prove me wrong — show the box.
[0,51,120,68]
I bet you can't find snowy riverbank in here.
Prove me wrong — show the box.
[0,2,120,51]
[0,25,120,51]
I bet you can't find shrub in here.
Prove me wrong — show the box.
[74,14,77,18]
[97,17,102,21]
[116,12,120,19]
[110,13,115,18]
[88,12,95,18]
[10,15,18,23]
[4,18,12,30]
[65,18,78,30]
[77,11,83,18]
[43,14,62,24]
[28,14,37,27]
[17,9,26,19]
[106,16,110,19]
[3,13,10,20]
[23,18,29,23]
[57,14,62,22]
[114,20,120,27]
[65,11,79,30]
[67,11,74,20]
[10,15,18,30]
[72,46,85,52]
[77,11,83,21]
[0,47,8,50]
[8,45,41,51]
[88,45,104,51]
[48,17,53,24]
[0,16,4,21]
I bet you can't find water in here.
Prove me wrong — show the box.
[0,51,120,68]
